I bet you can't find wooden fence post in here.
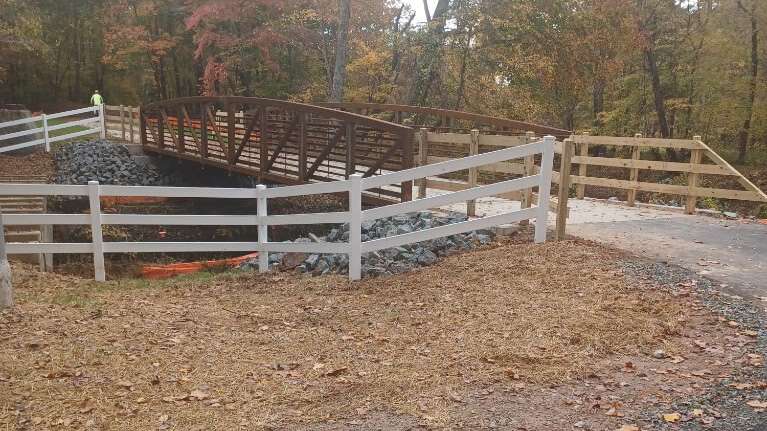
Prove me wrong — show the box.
[88,181,106,282]
[576,131,589,199]
[99,104,106,140]
[417,128,429,199]
[556,139,575,241]
[129,107,135,144]
[120,105,126,141]
[627,133,641,206]
[467,129,479,216]
[686,135,703,215]
[520,131,535,226]
[0,208,12,309]
[535,136,556,243]
[257,184,269,272]
[349,174,363,280]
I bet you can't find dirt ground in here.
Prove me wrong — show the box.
[1,238,765,430]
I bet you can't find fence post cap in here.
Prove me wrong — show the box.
[255,184,267,190]
[693,135,702,140]
[87,180,100,185]
[543,135,555,142]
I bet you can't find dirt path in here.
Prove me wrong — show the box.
[567,204,767,298]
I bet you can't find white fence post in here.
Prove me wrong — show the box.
[0,208,13,309]
[535,136,556,243]
[349,174,362,280]
[257,184,269,273]
[88,181,106,281]
[99,104,106,140]
[42,114,50,152]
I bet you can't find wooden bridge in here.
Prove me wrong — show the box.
[139,97,569,202]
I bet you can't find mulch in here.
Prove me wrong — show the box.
[0,238,762,430]
[0,151,55,179]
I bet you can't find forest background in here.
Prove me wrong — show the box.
[1,0,765,165]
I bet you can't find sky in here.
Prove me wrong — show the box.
[401,0,436,25]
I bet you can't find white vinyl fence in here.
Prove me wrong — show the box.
[0,105,105,154]
[0,136,555,281]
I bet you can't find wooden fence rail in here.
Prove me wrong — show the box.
[561,134,767,214]
[0,137,555,281]
[104,105,140,144]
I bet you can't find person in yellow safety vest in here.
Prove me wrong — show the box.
[90,90,103,116]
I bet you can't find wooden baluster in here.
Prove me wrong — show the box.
[467,129,479,217]
[227,103,236,165]
[259,107,268,181]
[200,104,208,159]
[345,122,356,178]
[177,106,185,153]
[520,131,535,225]
[556,139,574,241]
[299,112,307,181]
[129,107,135,144]
[120,105,126,141]
[417,128,429,199]
[576,131,589,199]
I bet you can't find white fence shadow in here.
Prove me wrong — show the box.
[0,136,555,281]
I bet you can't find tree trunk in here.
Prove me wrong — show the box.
[329,0,351,103]
[454,26,472,110]
[406,0,451,106]
[737,1,758,164]
[592,79,606,128]
[644,46,670,138]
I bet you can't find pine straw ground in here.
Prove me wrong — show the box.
[1,240,692,429]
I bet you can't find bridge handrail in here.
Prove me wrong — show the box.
[320,102,572,138]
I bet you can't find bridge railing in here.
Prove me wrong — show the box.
[0,136,555,281]
[139,97,416,203]
[320,102,572,139]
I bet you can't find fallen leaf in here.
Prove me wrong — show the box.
[691,408,704,417]
[747,400,767,410]
[606,407,624,417]
[742,330,758,337]
[730,382,754,390]
[616,426,639,431]
[663,412,681,423]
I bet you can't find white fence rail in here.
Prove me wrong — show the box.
[0,136,556,281]
[0,105,105,154]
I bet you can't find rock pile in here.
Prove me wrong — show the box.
[54,140,166,186]
[241,211,495,277]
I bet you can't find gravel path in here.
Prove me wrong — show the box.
[622,260,767,430]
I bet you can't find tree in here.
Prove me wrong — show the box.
[735,0,758,163]
[329,0,351,102]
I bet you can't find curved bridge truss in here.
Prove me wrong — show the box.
[139,98,570,202]
[140,97,415,202]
